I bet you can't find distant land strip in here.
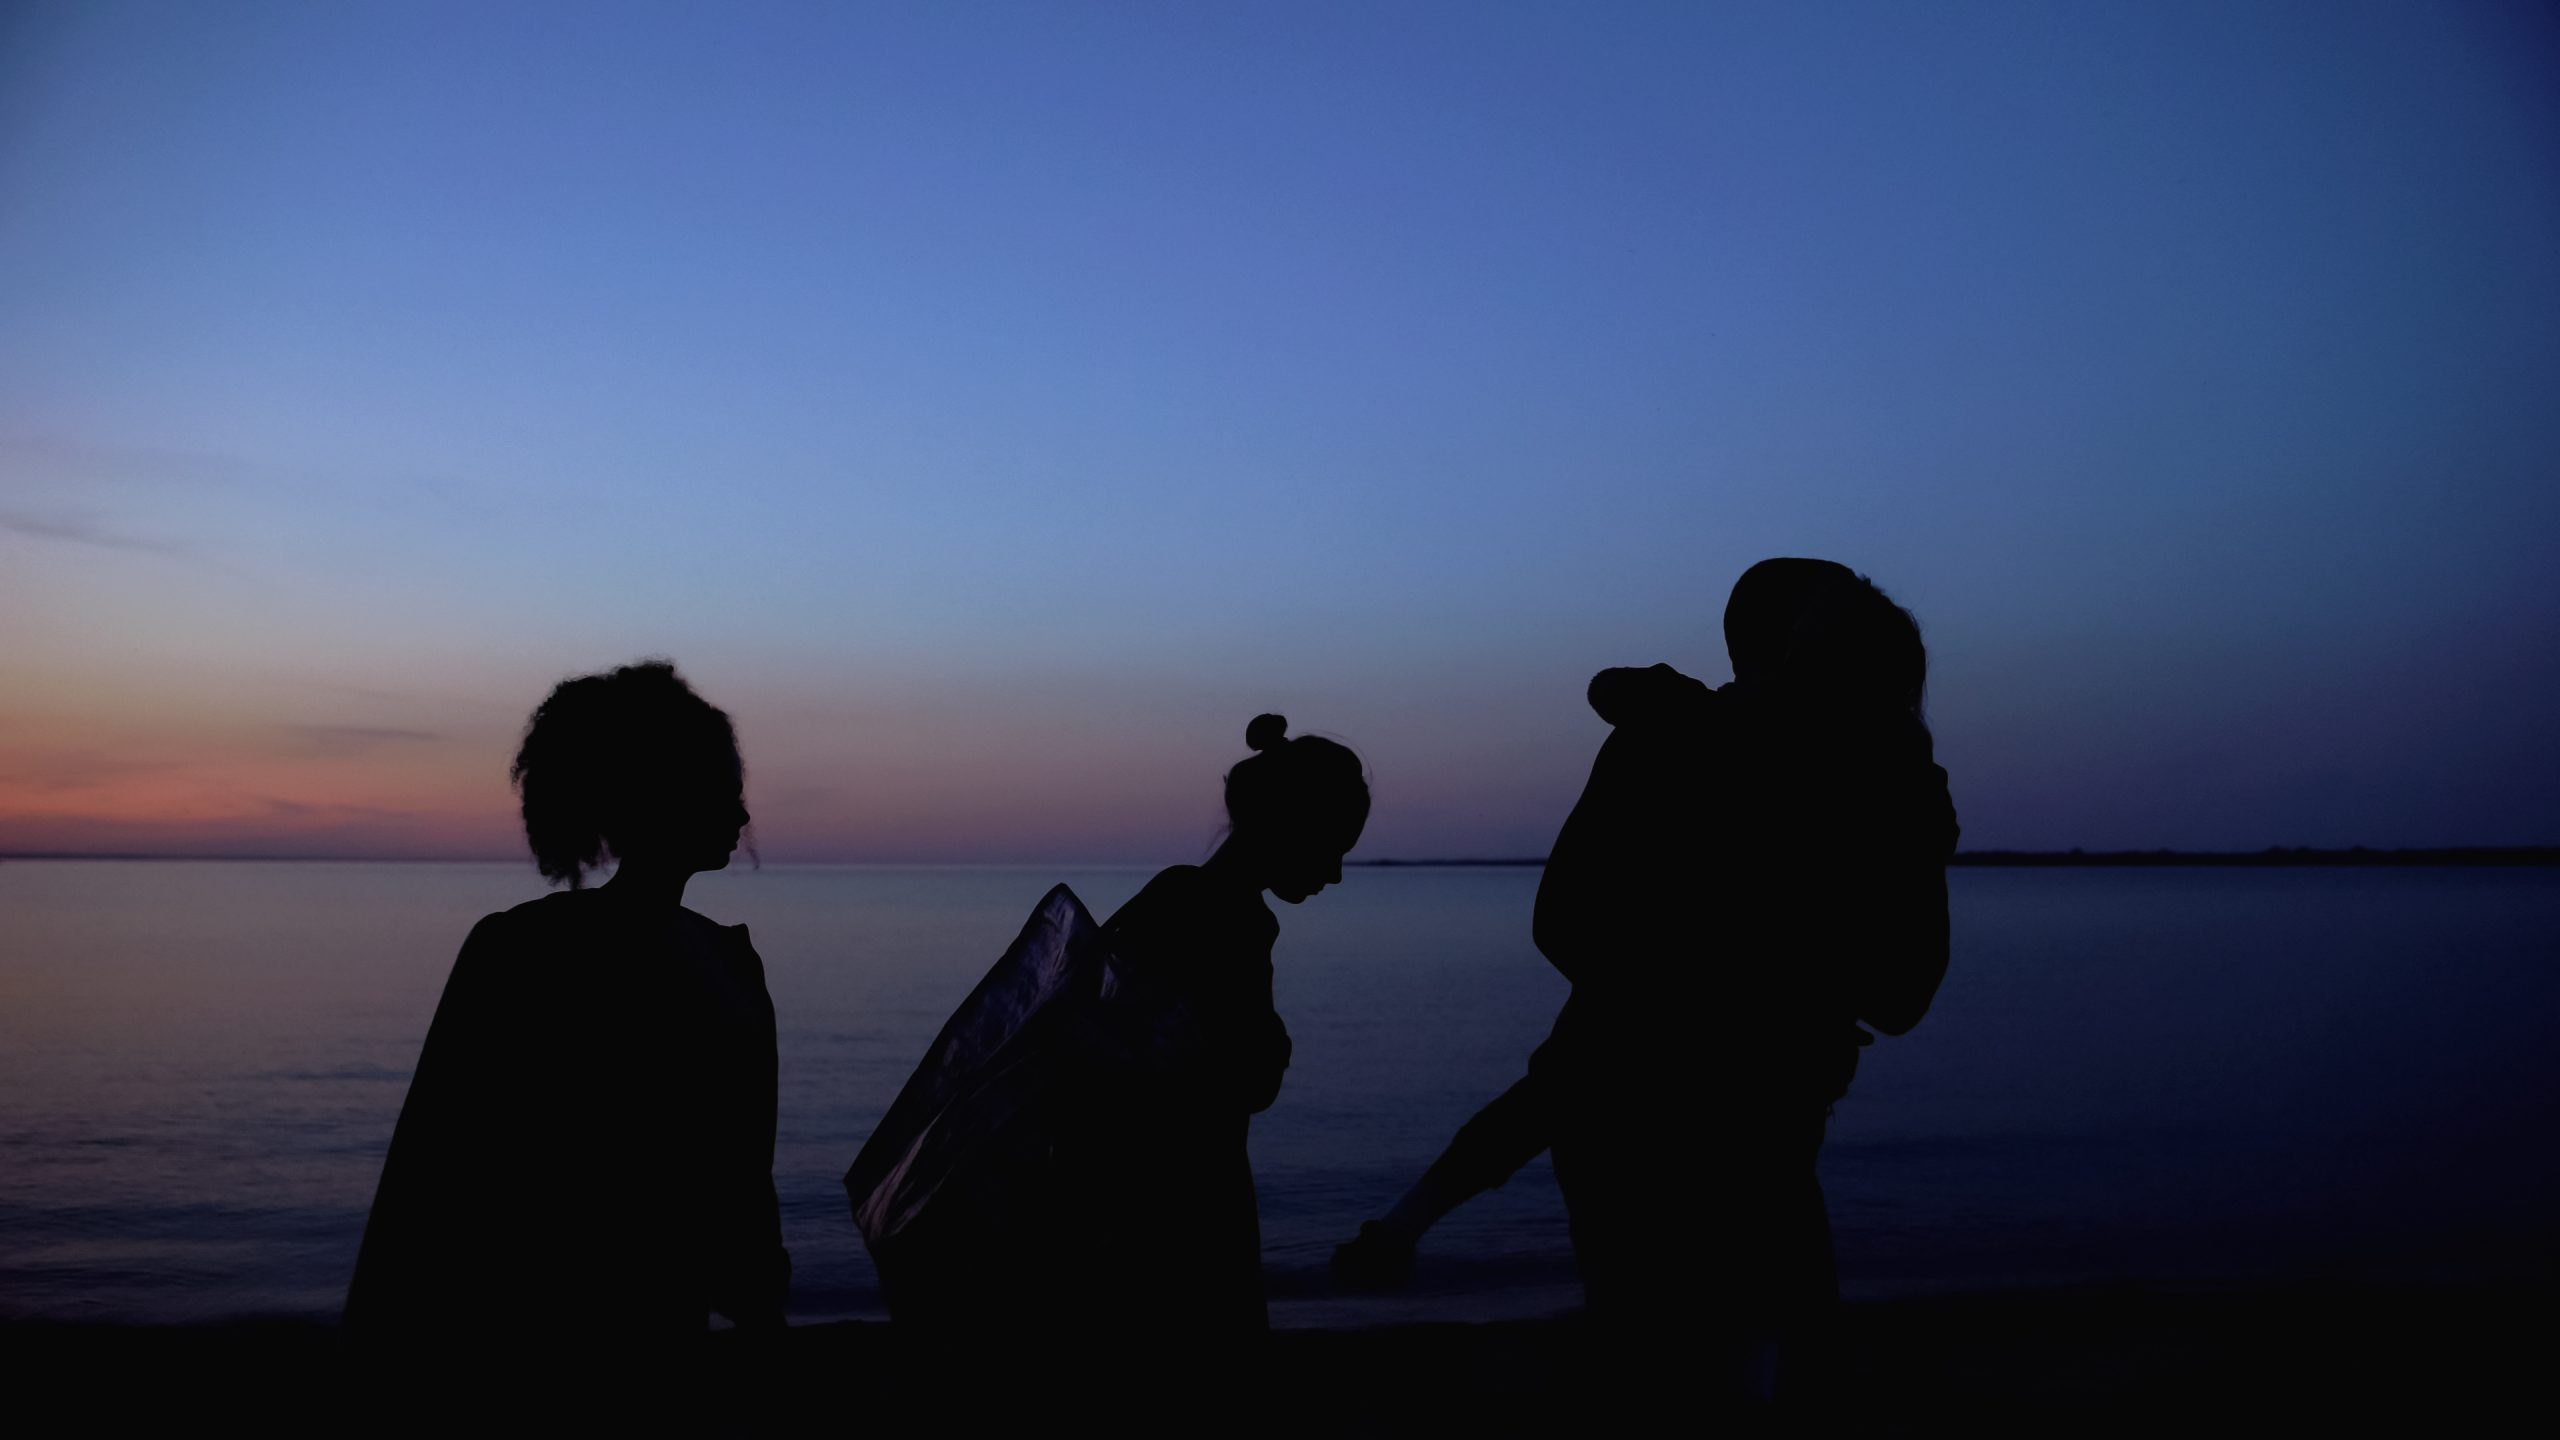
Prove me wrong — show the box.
[1358,846,2560,868]
[1951,846,2560,867]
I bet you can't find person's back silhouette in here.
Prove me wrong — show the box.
[344,661,787,1362]
[1336,560,1956,1405]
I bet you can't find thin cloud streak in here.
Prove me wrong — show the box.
[0,749,190,794]
[276,724,449,758]
[0,509,187,556]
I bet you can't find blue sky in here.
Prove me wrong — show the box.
[3,0,2555,859]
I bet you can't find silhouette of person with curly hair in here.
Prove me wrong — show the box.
[346,660,787,1357]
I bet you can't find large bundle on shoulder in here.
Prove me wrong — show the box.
[844,883,1188,1327]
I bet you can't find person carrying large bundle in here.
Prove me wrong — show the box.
[847,714,1370,1339]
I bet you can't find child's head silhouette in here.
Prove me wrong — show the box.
[511,660,749,887]
[1725,557,1927,721]
[1785,573,1927,719]
[1222,714,1370,903]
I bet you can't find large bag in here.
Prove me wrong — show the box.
[843,884,1121,1323]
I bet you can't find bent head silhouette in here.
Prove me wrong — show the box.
[1220,712,1370,902]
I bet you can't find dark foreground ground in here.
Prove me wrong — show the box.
[7,1285,2546,1434]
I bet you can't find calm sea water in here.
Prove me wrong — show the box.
[2,861,2554,1327]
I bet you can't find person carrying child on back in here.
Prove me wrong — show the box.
[1335,559,1958,1407]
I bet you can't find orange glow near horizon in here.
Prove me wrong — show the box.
[0,708,511,857]
[0,663,1585,863]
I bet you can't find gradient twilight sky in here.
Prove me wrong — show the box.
[3,1,2555,862]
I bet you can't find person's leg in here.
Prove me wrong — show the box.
[1770,1109,1846,1413]
[1558,1126,1753,1418]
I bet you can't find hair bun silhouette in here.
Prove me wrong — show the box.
[1224,713,1368,839]
[1245,714,1289,752]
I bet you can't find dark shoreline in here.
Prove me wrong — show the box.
[1950,844,2560,867]
[5,1282,2541,1430]
[8,845,2555,869]
[1357,846,2560,868]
